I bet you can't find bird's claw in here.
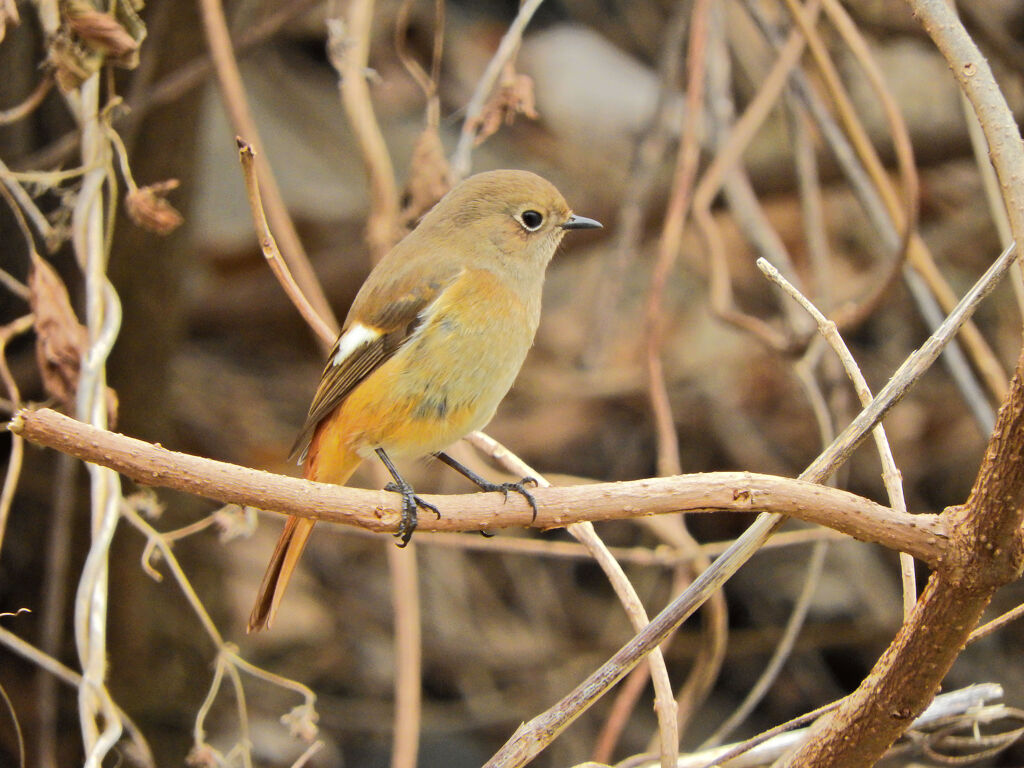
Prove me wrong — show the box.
[478,476,539,523]
[384,480,441,546]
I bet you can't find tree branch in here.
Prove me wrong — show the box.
[779,349,1024,766]
[9,407,946,564]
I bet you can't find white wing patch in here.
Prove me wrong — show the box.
[332,322,381,367]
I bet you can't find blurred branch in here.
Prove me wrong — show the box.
[0,626,155,767]
[0,73,54,125]
[198,0,339,334]
[388,542,421,768]
[326,0,400,262]
[11,407,948,564]
[693,0,823,351]
[579,1,689,370]
[449,0,546,181]
[645,0,711,478]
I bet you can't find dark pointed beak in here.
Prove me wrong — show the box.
[561,214,603,230]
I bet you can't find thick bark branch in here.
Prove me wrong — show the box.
[9,407,947,563]
[779,346,1024,767]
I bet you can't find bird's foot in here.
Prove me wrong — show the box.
[384,479,441,546]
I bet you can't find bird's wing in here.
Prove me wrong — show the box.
[289,269,458,461]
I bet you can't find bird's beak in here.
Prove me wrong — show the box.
[561,214,603,230]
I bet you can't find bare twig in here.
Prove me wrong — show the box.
[198,0,338,333]
[449,0,546,181]
[646,0,712,478]
[0,626,155,767]
[388,539,422,768]
[69,73,124,768]
[326,0,400,262]
[0,73,54,125]
[968,601,1024,645]
[759,258,915,612]
[464,432,679,768]
[236,139,337,344]
[702,541,828,748]
[0,314,33,559]
[692,0,824,350]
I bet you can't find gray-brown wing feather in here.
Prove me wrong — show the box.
[288,291,440,461]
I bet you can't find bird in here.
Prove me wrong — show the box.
[248,169,601,632]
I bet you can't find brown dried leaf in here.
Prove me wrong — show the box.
[469,71,539,147]
[50,33,102,92]
[126,179,184,235]
[399,127,452,229]
[0,0,20,45]
[65,1,139,58]
[28,253,88,411]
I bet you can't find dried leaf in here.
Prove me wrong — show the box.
[27,253,118,422]
[65,0,139,58]
[399,127,452,229]
[28,253,88,411]
[126,179,184,235]
[50,33,102,92]
[185,745,221,768]
[469,70,539,147]
[281,703,319,741]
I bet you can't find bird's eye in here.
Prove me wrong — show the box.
[519,210,544,231]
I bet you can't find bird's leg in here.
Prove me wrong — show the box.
[375,448,440,546]
[433,452,538,523]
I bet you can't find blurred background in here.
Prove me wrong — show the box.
[2,0,1024,765]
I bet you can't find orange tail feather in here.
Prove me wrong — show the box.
[247,515,316,632]
[248,420,362,633]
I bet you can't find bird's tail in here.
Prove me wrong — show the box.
[247,429,361,632]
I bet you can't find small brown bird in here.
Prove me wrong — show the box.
[248,169,601,632]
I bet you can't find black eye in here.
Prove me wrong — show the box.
[520,210,544,231]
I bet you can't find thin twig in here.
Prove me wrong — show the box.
[0,626,156,767]
[236,139,337,345]
[0,314,33,559]
[449,0,546,181]
[70,72,124,768]
[463,432,679,768]
[335,524,849,566]
[388,541,422,768]
[759,258,915,611]
[692,0,824,350]
[968,601,1024,645]
[0,154,59,248]
[198,0,339,333]
[326,0,400,262]
[0,73,54,125]
[702,541,828,748]
[646,0,713,478]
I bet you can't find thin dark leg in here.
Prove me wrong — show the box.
[433,452,538,522]
[375,448,441,546]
